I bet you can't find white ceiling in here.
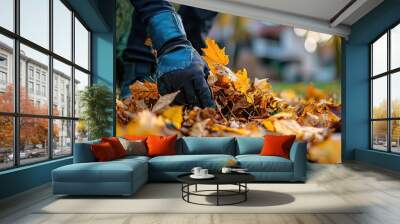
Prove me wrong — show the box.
[169,0,384,37]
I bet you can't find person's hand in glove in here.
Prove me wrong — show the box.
[147,11,215,108]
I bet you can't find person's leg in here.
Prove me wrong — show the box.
[120,11,156,99]
[178,6,218,54]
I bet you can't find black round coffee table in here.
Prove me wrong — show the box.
[177,173,255,206]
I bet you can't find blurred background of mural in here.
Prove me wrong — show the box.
[115,0,342,164]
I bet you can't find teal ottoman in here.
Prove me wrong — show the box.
[52,156,148,196]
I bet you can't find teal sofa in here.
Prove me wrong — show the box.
[52,137,307,196]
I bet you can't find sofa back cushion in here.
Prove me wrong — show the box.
[259,134,296,159]
[177,137,235,155]
[147,135,177,157]
[91,142,118,161]
[73,139,100,163]
[101,137,126,158]
[236,137,264,155]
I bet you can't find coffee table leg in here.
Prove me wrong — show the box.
[195,184,198,192]
[245,183,247,201]
[216,184,219,206]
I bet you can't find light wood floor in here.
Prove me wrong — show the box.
[1,162,400,224]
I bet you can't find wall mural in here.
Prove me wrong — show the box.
[115,0,342,164]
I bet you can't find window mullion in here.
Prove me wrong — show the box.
[388,30,391,152]
[71,10,76,155]
[13,0,21,167]
[48,0,54,160]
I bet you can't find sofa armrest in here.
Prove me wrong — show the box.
[289,141,307,182]
[73,140,100,163]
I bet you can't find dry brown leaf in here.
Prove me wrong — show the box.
[151,91,180,113]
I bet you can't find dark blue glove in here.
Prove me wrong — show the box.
[148,11,215,108]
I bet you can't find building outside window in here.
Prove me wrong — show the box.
[371,23,400,154]
[0,54,7,89]
[0,0,91,170]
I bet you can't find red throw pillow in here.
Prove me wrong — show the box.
[91,142,117,161]
[124,135,148,141]
[260,134,296,159]
[146,135,177,157]
[101,137,126,158]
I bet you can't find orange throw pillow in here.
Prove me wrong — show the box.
[91,142,117,161]
[146,135,177,157]
[260,134,296,159]
[101,137,126,158]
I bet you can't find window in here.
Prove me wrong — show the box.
[53,59,72,117]
[20,0,49,48]
[0,55,7,67]
[28,67,34,80]
[53,0,72,60]
[0,34,13,113]
[53,119,72,158]
[28,81,34,94]
[0,71,6,85]
[74,18,90,70]
[0,0,91,170]
[370,23,400,154]
[35,83,40,95]
[42,85,46,97]
[35,70,41,81]
[0,0,14,32]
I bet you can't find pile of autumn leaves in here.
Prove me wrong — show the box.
[116,39,341,144]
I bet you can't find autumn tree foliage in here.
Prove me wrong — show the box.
[0,85,59,151]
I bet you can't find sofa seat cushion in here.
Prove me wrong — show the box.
[236,155,293,172]
[53,159,147,183]
[149,154,235,172]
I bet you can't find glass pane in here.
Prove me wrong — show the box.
[74,18,89,70]
[53,119,72,157]
[53,0,72,60]
[0,116,14,170]
[372,76,387,119]
[20,0,49,49]
[391,72,400,118]
[53,59,72,117]
[372,121,388,151]
[75,120,88,143]
[20,117,49,165]
[0,34,14,112]
[20,44,49,115]
[0,0,14,31]
[391,24,400,70]
[372,33,387,76]
[391,120,400,153]
[74,69,89,118]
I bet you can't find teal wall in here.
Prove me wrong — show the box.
[344,0,400,171]
[0,0,116,200]
[0,158,72,199]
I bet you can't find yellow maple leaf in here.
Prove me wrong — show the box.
[202,38,229,74]
[161,106,184,129]
[233,68,250,92]
[262,120,275,132]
